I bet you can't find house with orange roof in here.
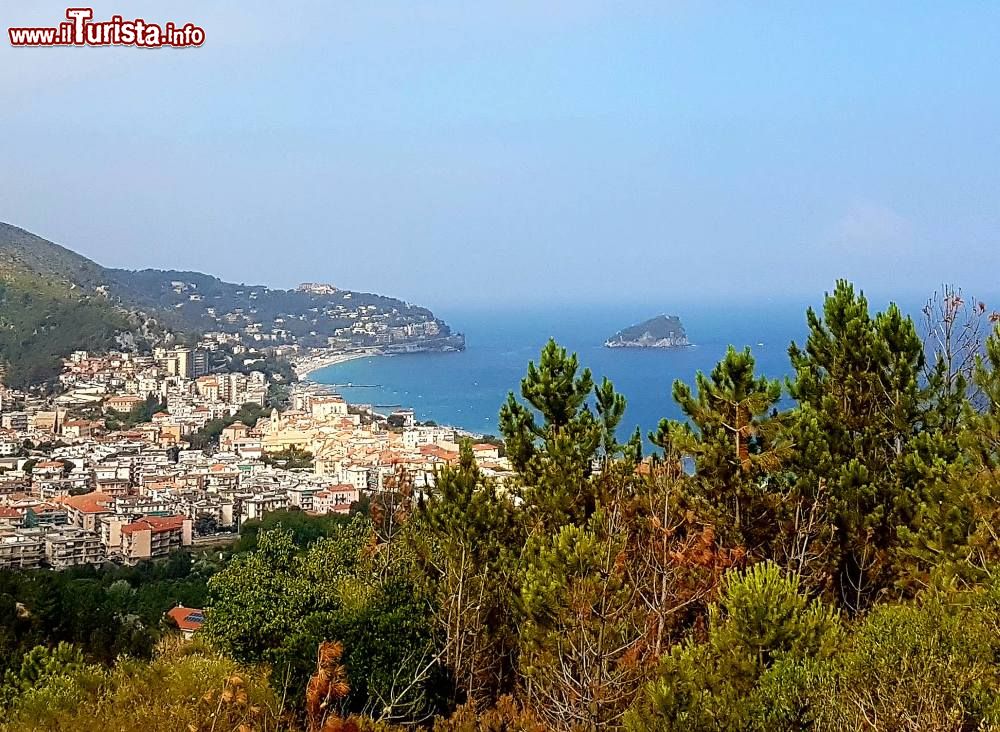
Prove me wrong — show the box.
[165,605,205,640]
[0,506,20,528]
[472,443,501,460]
[313,484,359,515]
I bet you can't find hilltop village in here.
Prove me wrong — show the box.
[0,336,506,570]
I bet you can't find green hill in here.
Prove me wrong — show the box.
[0,224,145,388]
[102,267,457,346]
[0,222,462,388]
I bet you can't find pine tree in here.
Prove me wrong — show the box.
[787,280,926,610]
[417,442,521,707]
[499,339,608,528]
[664,345,787,549]
[897,324,1000,586]
[625,562,841,732]
[517,501,644,730]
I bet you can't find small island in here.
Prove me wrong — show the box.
[605,314,690,349]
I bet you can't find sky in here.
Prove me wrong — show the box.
[1,1,999,311]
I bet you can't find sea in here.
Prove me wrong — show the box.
[309,300,818,444]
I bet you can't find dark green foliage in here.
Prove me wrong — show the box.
[499,338,633,528]
[896,325,1000,587]
[272,576,449,721]
[414,443,521,706]
[627,562,840,731]
[205,522,447,721]
[104,395,166,431]
[0,274,134,389]
[0,552,216,682]
[233,508,351,553]
[664,345,787,549]
[787,280,927,609]
[261,445,314,470]
[0,223,157,388]
[0,641,87,708]
[811,580,1000,729]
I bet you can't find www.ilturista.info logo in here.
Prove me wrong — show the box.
[9,8,205,48]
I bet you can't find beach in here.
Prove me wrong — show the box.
[292,349,381,381]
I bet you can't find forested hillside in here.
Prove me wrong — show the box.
[0,225,147,387]
[104,266,455,345]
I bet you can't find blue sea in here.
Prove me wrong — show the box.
[309,300,817,443]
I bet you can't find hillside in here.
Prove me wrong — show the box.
[605,314,689,348]
[102,267,462,351]
[0,225,152,388]
[0,223,108,289]
[0,222,463,387]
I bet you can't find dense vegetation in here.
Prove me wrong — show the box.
[233,508,354,553]
[0,269,137,388]
[104,395,167,432]
[5,281,1000,731]
[106,267,453,345]
[0,551,215,681]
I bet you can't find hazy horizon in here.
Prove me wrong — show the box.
[3,2,999,310]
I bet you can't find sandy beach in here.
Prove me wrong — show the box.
[293,349,381,381]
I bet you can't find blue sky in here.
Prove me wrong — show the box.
[2,1,999,309]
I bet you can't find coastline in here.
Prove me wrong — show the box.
[293,347,487,439]
[292,349,382,381]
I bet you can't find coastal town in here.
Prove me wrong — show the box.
[0,327,506,571]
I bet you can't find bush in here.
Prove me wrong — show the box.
[0,641,283,732]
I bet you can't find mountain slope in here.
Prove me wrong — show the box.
[0,222,462,388]
[101,266,458,349]
[0,224,142,387]
[0,223,108,288]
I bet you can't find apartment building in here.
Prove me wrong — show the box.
[62,492,116,531]
[0,529,44,569]
[45,527,104,569]
[313,484,359,515]
[115,515,192,563]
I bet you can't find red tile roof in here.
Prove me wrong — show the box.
[61,492,114,513]
[166,606,205,633]
[121,514,187,535]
